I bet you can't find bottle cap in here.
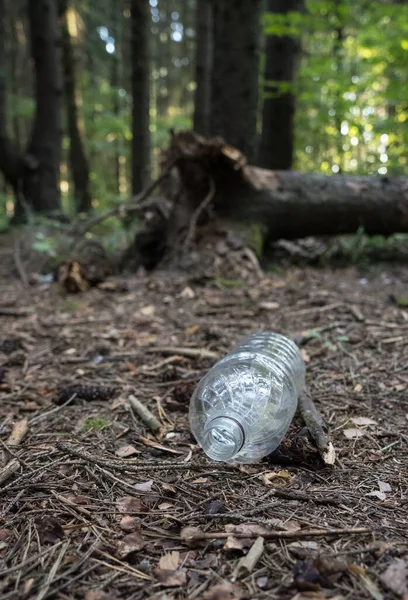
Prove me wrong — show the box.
[202,416,245,461]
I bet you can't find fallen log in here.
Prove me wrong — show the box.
[166,131,408,241]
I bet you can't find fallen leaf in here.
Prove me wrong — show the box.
[378,481,392,493]
[349,563,384,600]
[351,416,377,426]
[159,550,179,570]
[139,305,155,316]
[65,495,91,505]
[154,568,187,587]
[36,517,64,544]
[116,532,146,558]
[259,301,280,311]
[224,523,270,551]
[191,477,208,484]
[134,480,153,493]
[119,516,140,532]
[380,558,408,597]
[180,526,203,545]
[116,496,142,513]
[353,384,363,393]
[323,442,336,465]
[185,324,199,334]
[158,502,174,510]
[260,470,292,486]
[7,418,29,446]
[180,286,195,299]
[343,428,365,439]
[115,444,140,458]
[203,582,243,600]
[366,491,387,501]
[301,348,311,363]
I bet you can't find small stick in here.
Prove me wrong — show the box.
[128,394,162,433]
[146,346,219,360]
[0,458,20,485]
[298,386,336,465]
[73,160,177,238]
[184,177,215,249]
[182,527,370,542]
[55,442,214,472]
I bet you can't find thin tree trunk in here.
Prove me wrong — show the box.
[258,0,304,170]
[193,0,212,135]
[25,0,62,213]
[0,0,20,191]
[210,0,261,162]
[130,0,151,195]
[59,0,92,213]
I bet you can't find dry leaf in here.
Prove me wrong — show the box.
[139,305,155,316]
[158,502,174,510]
[224,523,269,551]
[343,428,364,439]
[154,568,187,587]
[85,592,117,600]
[351,416,377,426]
[260,470,292,486]
[180,526,203,546]
[65,495,91,505]
[191,477,209,484]
[115,444,140,458]
[380,558,408,597]
[119,516,140,532]
[185,324,199,334]
[259,301,280,311]
[378,481,392,493]
[159,551,179,570]
[116,532,146,558]
[366,491,387,501]
[116,496,142,513]
[134,480,153,493]
[203,582,243,600]
[37,517,64,544]
[180,286,195,299]
[349,563,384,600]
[7,418,28,446]
[323,442,336,465]
[301,348,311,363]
[354,383,363,393]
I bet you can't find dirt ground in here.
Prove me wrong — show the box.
[0,240,407,600]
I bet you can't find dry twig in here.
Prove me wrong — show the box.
[128,394,162,433]
[298,386,336,465]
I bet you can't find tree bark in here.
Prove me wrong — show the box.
[166,132,408,242]
[258,0,304,170]
[0,0,20,191]
[25,0,62,213]
[59,0,92,213]
[210,0,262,162]
[193,0,212,136]
[130,0,151,195]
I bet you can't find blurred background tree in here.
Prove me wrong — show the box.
[0,0,407,230]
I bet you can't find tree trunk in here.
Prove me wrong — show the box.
[25,0,62,213]
[210,0,262,162]
[59,0,92,213]
[0,0,20,192]
[258,0,304,170]
[168,132,408,241]
[193,0,212,136]
[130,0,151,195]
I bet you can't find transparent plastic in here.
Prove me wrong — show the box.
[189,332,305,464]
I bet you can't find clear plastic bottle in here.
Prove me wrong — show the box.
[189,332,305,464]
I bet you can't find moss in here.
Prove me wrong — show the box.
[82,417,111,432]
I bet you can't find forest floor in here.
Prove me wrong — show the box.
[0,236,407,600]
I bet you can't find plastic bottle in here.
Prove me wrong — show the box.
[189,332,305,464]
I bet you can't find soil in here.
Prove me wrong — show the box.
[0,236,407,600]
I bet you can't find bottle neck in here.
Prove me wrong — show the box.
[202,416,245,462]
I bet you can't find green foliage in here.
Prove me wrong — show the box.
[82,417,111,432]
